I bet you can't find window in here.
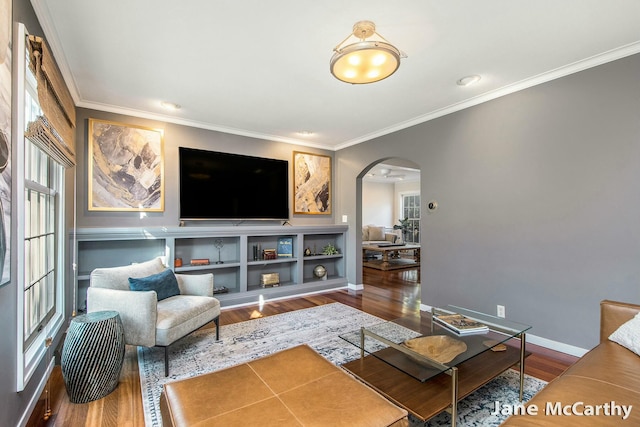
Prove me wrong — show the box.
[23,140,60,348]
[401,194,420,244]
[16,25,66,391]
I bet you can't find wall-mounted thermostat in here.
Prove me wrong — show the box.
[427,200,438,213]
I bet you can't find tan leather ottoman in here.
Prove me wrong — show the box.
[160,344,408,426]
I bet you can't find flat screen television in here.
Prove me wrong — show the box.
[179,147,289,221]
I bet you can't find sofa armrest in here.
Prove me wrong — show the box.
[600,299,640,343]
[87,287,157,347]
[175,273,214,297]
[384,233,398,243]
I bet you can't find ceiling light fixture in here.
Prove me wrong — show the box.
[330,20,406,84]
[456,75,481,86]
[160,101,181,110]
[378,168,405,179]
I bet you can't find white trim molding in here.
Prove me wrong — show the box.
[27,0,640,151]
[335,41,640,150]
[348,283,364,291]
[220,286,349,311]
[419,303,588,358]
[17,357,55,427]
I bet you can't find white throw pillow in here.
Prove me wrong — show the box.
[609,312,640,356]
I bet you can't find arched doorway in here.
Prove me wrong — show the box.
[358,158,421,307]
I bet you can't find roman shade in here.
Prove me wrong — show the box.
[25,35,76,167]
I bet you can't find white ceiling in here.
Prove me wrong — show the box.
[32,0,640,151]
[364,163,420,183]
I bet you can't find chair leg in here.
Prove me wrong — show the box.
[161,316,220,377]
[164,346,169,377]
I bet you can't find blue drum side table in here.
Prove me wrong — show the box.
[61,310,125,403]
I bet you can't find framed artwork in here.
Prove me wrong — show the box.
[88,119,164,211]
[293,151,331,215]
[0,0,11,285]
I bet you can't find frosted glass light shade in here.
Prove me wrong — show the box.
[330,21,404,84]
[330,41,401,84]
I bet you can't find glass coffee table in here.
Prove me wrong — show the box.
[340,306,531,426]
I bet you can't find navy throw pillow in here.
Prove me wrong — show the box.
[128,269,180,301]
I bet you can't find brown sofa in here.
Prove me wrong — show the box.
[501,300,640,426]
[160,344,408,426]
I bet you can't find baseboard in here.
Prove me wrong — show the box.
[348,282,364,291]
[221,285,348,310]
[420,303,588,358]
[18,357,55,427]
[525,334,588,357]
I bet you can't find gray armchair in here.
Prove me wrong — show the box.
[87,257,220,376]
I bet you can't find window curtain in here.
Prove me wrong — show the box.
[25,35,76,168]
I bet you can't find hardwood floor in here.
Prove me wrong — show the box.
[27,266,578,427]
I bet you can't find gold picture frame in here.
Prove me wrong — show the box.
[88,119,164,211]
[293,151,331,215]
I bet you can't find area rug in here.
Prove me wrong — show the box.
[138,303,546,426]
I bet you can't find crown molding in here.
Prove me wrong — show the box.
[30,0,81,104]
[76,100,329,150]
[335,41,640,151]
[29,0,640,152]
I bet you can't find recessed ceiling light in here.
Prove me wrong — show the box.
[456,75,481,86]
[298,131,314,136]
[160,101,181,110]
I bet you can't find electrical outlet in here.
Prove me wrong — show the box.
[497,305,506,318]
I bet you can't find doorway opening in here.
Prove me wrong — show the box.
[359,158,421,299]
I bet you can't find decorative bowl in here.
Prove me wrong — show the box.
[402,335,467,364]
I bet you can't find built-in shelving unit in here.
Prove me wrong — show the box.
[71,225,348,311]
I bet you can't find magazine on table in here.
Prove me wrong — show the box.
[434,313,489,335]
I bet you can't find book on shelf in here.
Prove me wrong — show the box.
[277,237,293,257]
[433,313,489,335]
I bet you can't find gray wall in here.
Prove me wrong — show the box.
[337,53,640,351]
[71,107,336,316]
[74,108,335,229]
